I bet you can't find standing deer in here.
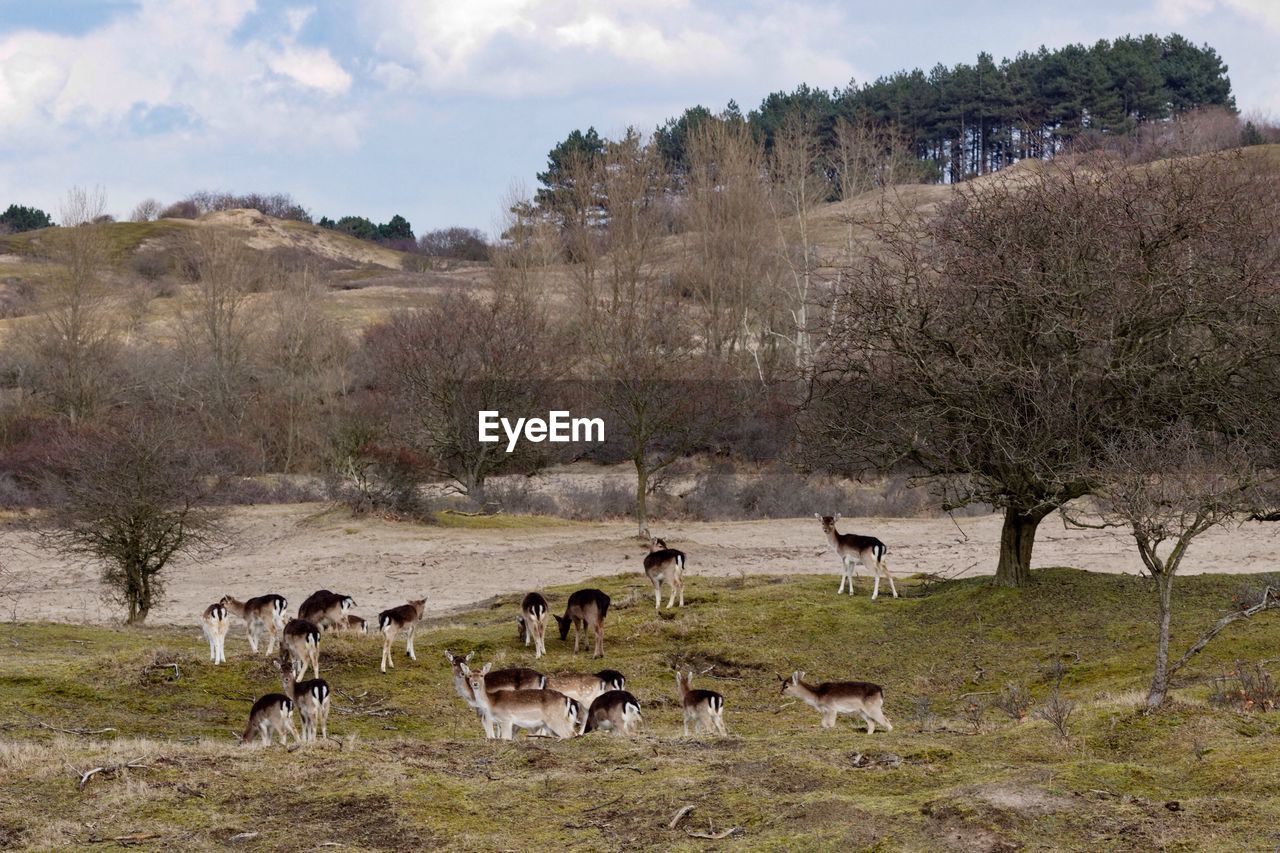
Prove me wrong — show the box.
[544,670,627,707]
[644,537,686,609]
[582,690,643,736]
[219,594,287,654]
[282,618,322,679]
[338,614,368,635]
[816,514,897,599]
[518,592,549,658]
[676,671,727,736]
[378,598,426,673]
[554,589,610,658]
[444,651,545,735]
[239,694,299,747]
[278,646,331,743]
[298,590,356,632]
[200,601,230,664]
[778,672,893,733]
[463,662,579,740]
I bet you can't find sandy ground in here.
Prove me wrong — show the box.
[3,503,1279,626]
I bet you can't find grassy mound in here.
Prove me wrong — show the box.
[1,569,1278,849]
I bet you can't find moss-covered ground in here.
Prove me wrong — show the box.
[1,569,1278,850]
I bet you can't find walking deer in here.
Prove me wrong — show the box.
[816,514,897,599]
[298,590,356,632]
[378,598,426,673]
[644,537,686,609]
[463,662,579,740]
[278,646,330,743]
[239,694,299,747]
[219,594,287,654]
[582,690,643,736]
[282,618,322,679]
[778,672,893,733]
[518,592,549,658]
[676,671,727,736]
[554,589,610,658]
[544,670,627,707]
[201,602,230,664]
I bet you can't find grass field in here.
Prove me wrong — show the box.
[2,569,1279,850]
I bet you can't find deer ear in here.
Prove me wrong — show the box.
[813,512,820,518]
[834,513,841,520]
[465,651,474,663]
[792,671,802,683]
[481,662,492,675]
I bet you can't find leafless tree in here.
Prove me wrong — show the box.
[805,150,1280,586]
[130,198,163,222]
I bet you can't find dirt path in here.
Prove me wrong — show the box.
[3,504,1278,625]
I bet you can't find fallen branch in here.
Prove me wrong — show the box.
[142,662,181,680]
[584,795,623,813]
[669,805,695,829]
[77,760,149,790]
[686,823,739,840]
[1168,587,1279,680]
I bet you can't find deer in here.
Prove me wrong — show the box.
[282,618,322,679]
[676,671,727,736]
[200,601,230,664]
[778,672,894,733]
[278,646,330,743]
[462,662,579,740]
[239,693,299,748]
[544,669,627,707]
[219,594,287,654]
[554,589,610,658]
[378,598,426,673]
[338,614,368,635]
[298,590,356,632]
[518,592,549,658]
[816,514,897,599]
[444,651,546,735]
[581,690,643,736]
[644,537,686,609]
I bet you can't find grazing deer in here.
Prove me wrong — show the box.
[676,671,727,736]
[518,592,549,658]
[581,690,642,736]
[463,662,579,740]
[816,514,897,599]
[339,614,368,635]
[298,590,356,632]
[778,672,893,733]
[554,589,610,658]
[282,618,322,679]
[219,594,287,654]
[644,537,686,609]
[378,598,426,673]
[278,646,331,743]
[239,694,299,747]
[200,602,230,664]
[544,669,627,707]
[444,650,545,735]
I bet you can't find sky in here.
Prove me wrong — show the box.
[1,0,1277,235]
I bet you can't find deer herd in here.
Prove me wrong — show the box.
[212,516,895,747]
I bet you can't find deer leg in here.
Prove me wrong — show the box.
[882,560,898,598]
[406,625,417,661]
[822,710,837,729]
[653,580,662,610]
[666,582,677,609]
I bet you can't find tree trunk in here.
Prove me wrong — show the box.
[994,506,1047,587]
[1146,573,1175,709]
[634,459,649,539]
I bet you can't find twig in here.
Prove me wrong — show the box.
[77,760,148,790]
[22,712,116,737]
[669,805,695,829]
[1168,587,1279,679]
[142,663,181,680]
[584,795,623,813]
[686,822,740,840]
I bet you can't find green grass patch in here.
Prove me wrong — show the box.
[1,569,1278,849]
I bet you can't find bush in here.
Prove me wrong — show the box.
[0,278,37,318]
[131,250,171,282]
[0,204,53,233]
[1210,660,1280,713]
[417,227,490,261]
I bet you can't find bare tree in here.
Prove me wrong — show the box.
[38,418,225,624]
[805,150,1280,586]
[130,198,163,222]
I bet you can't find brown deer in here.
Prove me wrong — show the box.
[377,598,426,673]
[518,592,549,659]
[554,589,610,658]
[298,590,356,632]
[643,537,686,609]
[544,669,627,707]
[200,601,230,664]
[676,671,727,736]
[816,514,897,599]
[278,646,331,743]
[282,618,322,679]
[219,593,287,654]
[778,671,893,733]
[239,694,299,747]
[444,650,545,735]
[462,662,579,740]
[581,690,643,736]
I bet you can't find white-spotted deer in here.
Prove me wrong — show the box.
[239,693,299,747]
[778,671,893,733]
[219,594,287,654]
[378,598,426,673]
[278,646,331,743]
[676,671,727,736]
[518,592,549,658]
[444,651,545,735]
[298,590,356,632]
[201,602,230,664]
[582,690,642,736]
[544,669,627,707]
[463,662,579,740]
[816,514,897,599]
[554,589,610,658]
[282,618,322,679]
[644,537,686,609]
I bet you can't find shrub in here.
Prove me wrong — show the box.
[417,227,490,261]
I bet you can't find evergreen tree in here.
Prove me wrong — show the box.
[0,204,54,233]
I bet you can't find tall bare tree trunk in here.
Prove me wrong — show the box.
[634,458,649,538]
[995,506,1047,587]
[1146,572,1176,708]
